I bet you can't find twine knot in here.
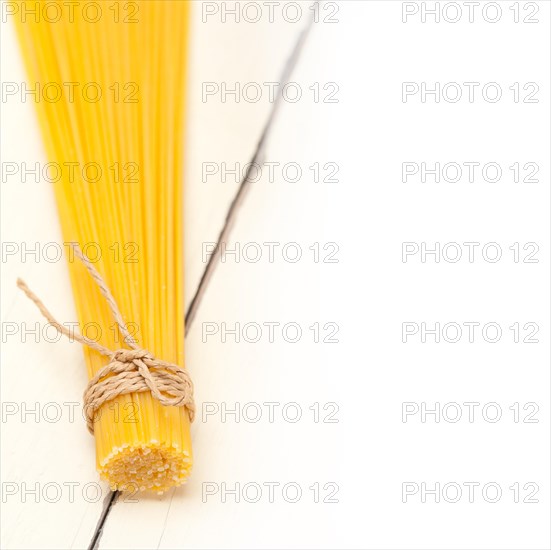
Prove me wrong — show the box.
[112,348,151,362]
[17,245,195,435]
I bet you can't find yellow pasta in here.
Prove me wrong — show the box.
[14,0,193,493]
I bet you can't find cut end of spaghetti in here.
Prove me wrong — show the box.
[100,443,192,494]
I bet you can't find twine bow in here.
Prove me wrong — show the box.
[17,245,195,434]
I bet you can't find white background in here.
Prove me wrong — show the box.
[1,1,550,549]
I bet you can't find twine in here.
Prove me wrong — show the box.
[16,246,195,434]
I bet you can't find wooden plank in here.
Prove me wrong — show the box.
[0,12,107,549]
[100,1,550,548]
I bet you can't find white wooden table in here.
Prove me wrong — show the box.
[1,1,550,549]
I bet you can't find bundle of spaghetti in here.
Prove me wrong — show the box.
[15,0,192,493]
